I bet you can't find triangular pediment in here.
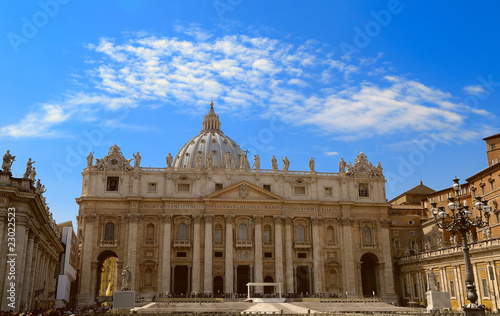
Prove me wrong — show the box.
[204,181,283,201]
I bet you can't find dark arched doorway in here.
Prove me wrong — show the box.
[263,276,274,294]
[96,250,119,299]
[360,253,379,296]
[296,266,310,295]
[213,276,223,296]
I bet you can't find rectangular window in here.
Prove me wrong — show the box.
[263,230,271,243]
[297,252,307,259]
[492,182,496,191]
[177,252,187,258]
[148,182,157,192]
[492,144,497,150]
[214,251,223,258]
[359,183,369,197]
[410,231,416,237]
[324,187,332,196]
[264,252,272,258]
[493,158,499,164]
[394,240,400,249]
[489,266,495,281]
[482,279,489,297]
[106,177,119,191]
[215,183,223,191]
[482,186,486,195]
[294,186,306,195]
[263,184,271,191]
[408,220,415,225]
[177,183,190,192]
[214,229,223,242]
[449,281,455,297]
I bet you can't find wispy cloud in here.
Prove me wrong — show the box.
[0,26,494,142]
[464,85,487,95]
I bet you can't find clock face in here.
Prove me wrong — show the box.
[110,158,119,165]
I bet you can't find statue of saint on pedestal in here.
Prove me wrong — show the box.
[195,151,203,168]
[166,153,173,167]
[133,152,141,168]
[23,158,35,179]
[2,150,16,173]
[121,266,133,291]
[271,155,278,171]
[252,154,260,170]
[309,157,315,172]
[224,152,232,168]
[206,152,213,168]
[282,156,290,171]
[427,269,438,291]
[87,152,93,167]
[339,158,346,173]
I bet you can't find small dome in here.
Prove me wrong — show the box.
[173,102,251,169]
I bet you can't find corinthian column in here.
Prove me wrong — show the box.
[284,216,294,293]
[341,217,357,297]
[224,215,234,295]
[126,214,140,290]
[379,218,397,300]
[160,215,172,293]
[274,216,284,288]
[77,214,97,306]
[254,216,263,293]
[204,215,214,293]
[192,215,203,294]
[311,217,323,294]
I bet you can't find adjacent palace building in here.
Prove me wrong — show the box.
[76,102,397,306]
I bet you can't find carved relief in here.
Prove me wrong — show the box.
[346,152,383,178]
[94,144,133,171]
[239,184,249,199]
[159,214,172,224]
[340,217,354,226]
[378,218,391,228]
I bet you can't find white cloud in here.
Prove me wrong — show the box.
[464,85,487,95]
[1,26,494,143]
[324,151,339,156]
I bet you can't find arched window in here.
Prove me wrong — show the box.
[327,226,335,244]
[144,268,153,286]
[146,223,155,242]
[214,224,223,243]
[296,225,305,242]
[104,222,114,241]
[238,223,248,241]
[362,226,372,244]
[177,223,188,240]
[263,225,272,243]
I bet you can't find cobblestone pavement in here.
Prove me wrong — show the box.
[136,302,423,314]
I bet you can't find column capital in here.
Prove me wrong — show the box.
[204,214,214,223]
[311,216,322,225]
[340,217,354,226]
[254,216,263,224]
[224,214,235,224]
[159,214,172,223]
[84,214,98,223]
[284,216,293,225]
[378,218,391,228]
[193,215,203,223]
[126,214,142,223]
[273,215,284,224]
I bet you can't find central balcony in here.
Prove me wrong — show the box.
[235,240,253,248]
[173,240,192,248]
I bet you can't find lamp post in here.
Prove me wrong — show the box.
[430,177,491,316]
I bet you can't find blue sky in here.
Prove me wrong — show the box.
[1,1,499,225]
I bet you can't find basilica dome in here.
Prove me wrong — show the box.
[173,102,251,169]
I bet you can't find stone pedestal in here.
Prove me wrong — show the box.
[113,291,135,310]
[426,291,451,311]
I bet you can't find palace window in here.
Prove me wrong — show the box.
[297,252,307,258]
[264,252,273,258]
[214,224,223,243]
[177,252,187,257]
[146,223,155,242]
[177,223,188,240]
[482,279,489,297]
[362,226,372,244]
[296,225,305,242]
[326,226,335,244]
[263,184,271,191]
[148,182,157,192]
[214,251,223,258]
[358,183,369,197]
[104,222,115,241]
[215,183,223,191]
[294,186,306,195]
[106,177,119,191]
[324,187,332,196]
[263,225,272,243]
[177,183,190,192]
[449,281,455,297]
[238,223,248,241]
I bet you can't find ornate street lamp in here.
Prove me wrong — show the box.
[430,177,491,316]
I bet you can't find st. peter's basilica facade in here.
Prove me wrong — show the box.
[76,102,397,306]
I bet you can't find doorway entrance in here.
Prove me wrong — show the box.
[296,266,310,295]
[174,265,189,295]
[361,253,379,296]
[236,265,250,295]
[213,276,223,296]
